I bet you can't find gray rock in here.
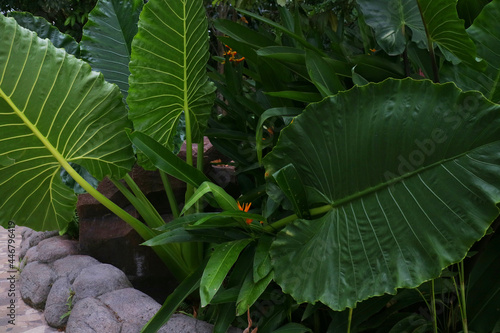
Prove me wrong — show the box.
[28,230,59,247]
[159,313,229,333]
[24,245,40,264]
[36,236,79,263]
[45,277,72,328]
[19,226,32,240]
[72,263,132,303]
[19,262,55,309]
[66,297,121,333]
[98,288,160,327]
[52,255,100,283]
[19,237,31,261]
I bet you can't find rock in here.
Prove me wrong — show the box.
[23,244,39,265]
[19,237,31,261]
[160,313,243,333]
[28,230,59,247]
[19,262,55,309]
[66,297,121,333]
[72,263,132,303]
[36,236,79,263]
[52,255,100,283]
[44,277,72,328]
[98,288,160,328]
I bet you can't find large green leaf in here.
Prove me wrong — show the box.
[8,11,80,56]
[0,15,134,231]
[418,0,486,70]
[127,0,215,149]
[80,0,143,98]
[357,0,427,55]
[264,78,500,310]
[441,0,500,104]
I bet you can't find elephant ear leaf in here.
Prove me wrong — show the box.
[80,0,143,98]
[0,15,135,231]
[127,0,215,153]
[264,78,500,311]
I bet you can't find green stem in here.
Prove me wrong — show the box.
[347,307,353,333]
[263,203,333,232]
[160,172,180,218]
[431,279,438,333]
[458,261,469,333]
[195,139,204,213]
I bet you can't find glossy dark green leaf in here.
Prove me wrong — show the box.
[200,239,252,307]
[80,0,143,98]
[236,270,274,315]
[305,50,344,97]
[128,131,210,188]
[8,12,79,56]
[0,15,134,231]
[273,164,310,219]
[357,0,426,55]
[264,78,500,310]
[441,0,500,104]
[418,0,486,70]
[253,235,274,283]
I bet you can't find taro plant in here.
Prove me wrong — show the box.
[1,0,500,332]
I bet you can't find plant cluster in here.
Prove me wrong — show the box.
[1,0,500,332]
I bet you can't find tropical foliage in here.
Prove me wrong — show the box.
[1,0,499,332]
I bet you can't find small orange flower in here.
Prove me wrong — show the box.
[238,201,253,224]
[240,16,249,24]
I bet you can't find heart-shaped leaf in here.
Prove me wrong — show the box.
[0,15,134,231]
[127,0,215,151]
[264,78,500,310]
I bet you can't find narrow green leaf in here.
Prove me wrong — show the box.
[80,0,143,98]
[142,227,245,246]
[265,91,322,103]
[213,302,237,333]
[418,0,486,70]
[236,270,274,316]
[305,50,344,97]
[257,46,306,64]
[200,239,252,307]
[0,14,134,231]
[128,0,215,151]
[141,258,207,333]
[191,210,266,227]
[128,130,210,188]
[253,235,274,283]
[180,181,238,215]
[273,164,311,219]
